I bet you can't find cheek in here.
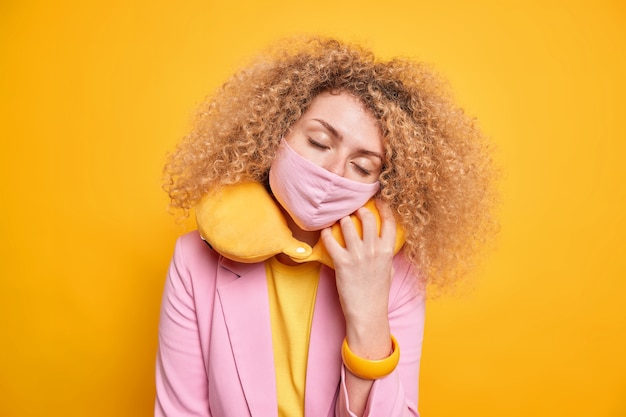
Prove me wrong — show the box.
[286,137,324,166]
[284,136,307,156]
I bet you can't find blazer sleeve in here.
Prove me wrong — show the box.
[155,236,213,417]
[336,252,426,417]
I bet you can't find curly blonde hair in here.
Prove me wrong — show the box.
[164,36,497,289]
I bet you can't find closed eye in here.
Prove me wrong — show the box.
[308,138,330,150]
[351,162,372,176]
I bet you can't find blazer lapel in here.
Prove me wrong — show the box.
[217,259,278,417]
[217,259,345,417]
[305,265,346,416]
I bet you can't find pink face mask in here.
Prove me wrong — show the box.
[269,140,380,231]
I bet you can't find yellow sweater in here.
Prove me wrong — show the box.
[265,257,321,417]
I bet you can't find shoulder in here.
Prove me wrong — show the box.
[172,230,221,270]
[170,230,263,288]
[166,230,225,293]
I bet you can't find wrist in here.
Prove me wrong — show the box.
[344,321,391,360]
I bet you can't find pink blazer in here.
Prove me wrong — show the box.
[155,231,425,417]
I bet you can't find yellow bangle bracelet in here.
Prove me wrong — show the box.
[341,335,400,380]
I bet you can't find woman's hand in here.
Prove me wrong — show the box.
[321,199,397,355]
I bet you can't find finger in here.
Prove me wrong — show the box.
[320,227,344,255]
[355,206,378,242]
[338,215,361,249]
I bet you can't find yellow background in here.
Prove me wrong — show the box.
[1,1,624,416]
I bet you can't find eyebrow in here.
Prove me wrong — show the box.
[312,118,384,162]
[313,118,342,140]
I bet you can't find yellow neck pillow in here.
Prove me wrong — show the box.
[195,182,405,269]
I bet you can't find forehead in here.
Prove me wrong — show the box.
[304,91,373,119]
[298,91,382,146]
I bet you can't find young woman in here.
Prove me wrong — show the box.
[156,37,496,417]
